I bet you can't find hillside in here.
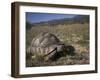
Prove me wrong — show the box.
[26,15,89,28]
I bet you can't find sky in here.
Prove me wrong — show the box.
[26,12,77,24]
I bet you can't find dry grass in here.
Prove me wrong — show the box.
[26,23,89,67]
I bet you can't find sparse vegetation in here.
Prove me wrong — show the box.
[26,15,89,67]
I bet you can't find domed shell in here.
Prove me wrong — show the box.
[27,32,62,56]
[31,32,60,47]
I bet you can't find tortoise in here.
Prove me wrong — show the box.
[26,32,75,61]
